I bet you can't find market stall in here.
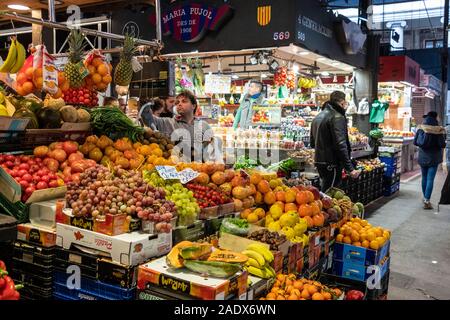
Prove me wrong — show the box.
[0,0,392,302]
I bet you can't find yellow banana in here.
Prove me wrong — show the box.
[0,40,17,73]
[266,265,276,277]
[246,266,272,279]
[10,40,26,74]
[246,244,274,263]
[245,257,262,269]
[242,250,265,267]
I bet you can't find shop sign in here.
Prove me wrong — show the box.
[379,56,420,86]
[159,2,233,42]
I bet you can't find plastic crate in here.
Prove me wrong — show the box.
[0,192,29,223]
[0,214,17,242]
[379,156,398,167]
[13,240,54,268]
[19,283,53,300]
[384,182,400,196]
[383,173,401,186]
[384,166,401,178]
[54,271,135,300]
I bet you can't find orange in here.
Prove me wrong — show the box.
[34,77,43,89]
[240,209,252,220]
[298,204,312,217]
[97,64,109,76]
[359,232,367,241]
[336,234,344,242]
[257,180,271,194]
[264,191,276,205]
[285,190,296,203]
[301,289,310,299]
[369,240,379,250]
[152,148,163,157]
[307,285,318,295]
[296,191,312,205]
[92,57,103,67]
[343,228,353,236]
[102,74,112,84]
[374,228,383,237]
[287,294,298,300]
[284,203,297,213]
[275,191,286,202]
[376,237,385,247]
[343,236,352,244]
[276,295,286,300]
[361,240,369,248]
[311,292,324,300]
[92,73,102,84]
[16,72,27,85]
[33,67,43,78]
[25,67,34,79]
[254,208,266,219]
[310,202,320,216]
[108,63,113,72]
[366,232,376,242]
[322,292,332,300]
[350,231,360,242]
[293,281,303,290]
[247,213,259,223]
[353,241,362,247]
[254,191,263,205]
[15,85,25,96]
[291,289,301,297]
[273,201,285,212]
[249,173,262,185]
[22,81,35,94]
[266,293,276,300]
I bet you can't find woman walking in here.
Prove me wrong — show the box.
[414,111,446,209]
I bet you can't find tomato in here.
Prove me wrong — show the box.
[41,175,50,183]
[19,180,29,189]
[25,186,36,194]
[5,155,15,162]
[22,174,32,182]
[17,169,28,177]
[48,180,59,188]
[10,169,19,177]
[36,181,48,190]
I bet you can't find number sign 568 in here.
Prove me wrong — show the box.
[273,31,290,41]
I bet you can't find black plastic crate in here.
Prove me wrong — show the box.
[384,182,400,196]
[54,258,97,279]
[0,214,17,242]
[11,268,53,288]
[19,283,53,300]
[12,257,53,277]
[13,240,54,268]
[55,246,98,269]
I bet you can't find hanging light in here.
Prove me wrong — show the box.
[292,63,300,73]
[249,53,259,65]
[268,58,279,72]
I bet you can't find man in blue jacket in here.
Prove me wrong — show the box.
[414,111,447,209]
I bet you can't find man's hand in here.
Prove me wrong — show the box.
[350,170,361,179]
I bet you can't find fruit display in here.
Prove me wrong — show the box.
[261,274,342,300]
[62,87,98,107]
[265,203,309,245]
[64,29,87,88]
[240,207,266,224]
[84,50,113,92]
[242,243,276,279]
[247,229,287,251]
[65,165,174,232]
[286,70,296,90]
[382,129,414,139]
[252,109,269,123]
[0,39,26,74]
[355,158,384,172]
[166,241,245,278]
[218,114,234,127]
[282,176,310,188]
[274,67,287,87]
[0,154,64,202]
[33,140,96,185]
[114,34,137,87]
[186,183,232,209]
[298,77,317,89]
[0,260,22,300]
[348,127,369,149]
[336,217,391,250]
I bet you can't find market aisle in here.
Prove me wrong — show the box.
[365,169,450,300]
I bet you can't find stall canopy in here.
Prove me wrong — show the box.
[111,0,368,69]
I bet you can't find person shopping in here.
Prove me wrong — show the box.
[310,91,361,192]
[414,111,446,209]
[232,80,266,129]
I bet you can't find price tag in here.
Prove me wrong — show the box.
[178,168,200,184]
[155,166,180,180]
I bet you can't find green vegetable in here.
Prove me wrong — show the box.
[267,158,296,173]
[234,156,259,170]
[220,218,249,236]
[90,107,144,142]
[13,107,39,129]
[370,129,384,139]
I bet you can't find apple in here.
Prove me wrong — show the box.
[49,180,59,188]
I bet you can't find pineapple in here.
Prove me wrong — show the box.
[114,34,137,86]
[64,29,86,88]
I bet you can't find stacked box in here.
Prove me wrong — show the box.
[11,240,54,300]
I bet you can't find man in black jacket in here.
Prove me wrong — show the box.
[310,91,360,192]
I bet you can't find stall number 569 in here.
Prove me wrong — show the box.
[273,31,290,41]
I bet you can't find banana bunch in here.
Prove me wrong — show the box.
[338,198,352,213]
[0,39,26,74]
[298,77,317,89]
[242,244,276,279]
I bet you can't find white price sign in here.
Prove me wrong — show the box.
[205,74,232,94]
[178,168,200,184]
[155,166,180,180]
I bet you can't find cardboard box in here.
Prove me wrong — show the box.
[137,257,248,300]
[59,209,129,236]
[29,199,64,229]
[272,250,284,273]
[97,258,138,289]
[172,220,205,245]
[246,276,274,300]
[0,167,66,204]
[296,255,305,274]
[17,223,56,247]
[333,240,390,267]
[56,223,172,266]
[332,257,390,282]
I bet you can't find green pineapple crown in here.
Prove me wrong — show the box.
[120,34,137,62]
[67,29,86,64]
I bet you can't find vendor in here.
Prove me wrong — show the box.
[233,80,266,129]
[159,95,176,118]
[143,90,222,162]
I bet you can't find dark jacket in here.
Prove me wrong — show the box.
[414,116,446,167]
[310,101,354,172]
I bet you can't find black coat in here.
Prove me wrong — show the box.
[310,101,354,172]
[414,116,446,167]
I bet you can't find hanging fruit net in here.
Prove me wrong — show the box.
[83,50,112,93]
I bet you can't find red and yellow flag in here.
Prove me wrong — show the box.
[257,5,271,26]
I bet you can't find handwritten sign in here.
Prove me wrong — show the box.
[179,168,200,184]
[205,74,232,94]
[156,166,180,180]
